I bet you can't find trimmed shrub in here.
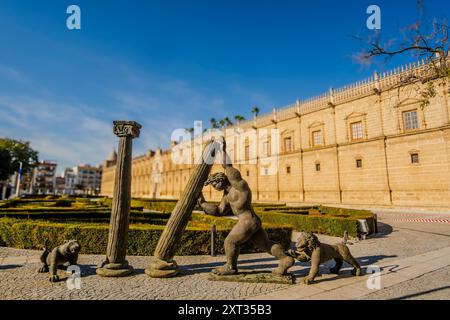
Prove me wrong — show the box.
[131,198,178,213]
[261,206,319,212]
[75,198,91,204]
[54,199,72,207]
[0,218,292,256]
[256,210,361,237]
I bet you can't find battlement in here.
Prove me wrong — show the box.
[238,59,448,129]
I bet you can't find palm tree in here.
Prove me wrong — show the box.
[185,128,194,134]
[210,118,218,129]
[234,115,245,126]
[218,119,226,128]
[224,117,233,127]
[251,106,260,118]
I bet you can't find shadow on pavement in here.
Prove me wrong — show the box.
[357,255,398,265]
[0,264,22,270]
[179,257,295,276]
[368,222,394,239]
[393,286,450,300]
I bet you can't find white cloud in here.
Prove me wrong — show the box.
[0,64,27,82]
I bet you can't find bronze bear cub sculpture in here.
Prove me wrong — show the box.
[288,232,362,285]
[38,239,81,282]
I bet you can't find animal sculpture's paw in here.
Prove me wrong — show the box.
[352,268,362,276]
[272,266,289,276]
[212,265,238,276]
[49,275,60,283]
[330,267,340,275]
[38,266,49,273]
[303,277,314,285]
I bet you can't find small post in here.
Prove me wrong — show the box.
[210,224,216,257]
[97,121,141,277]
[373,214,379,234]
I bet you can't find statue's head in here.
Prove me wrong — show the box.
[295,232,320,253]
[204,172,230,191]
[63,240,81,255]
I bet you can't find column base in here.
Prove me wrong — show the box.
[96,260,134,277]
[145,258,179,278]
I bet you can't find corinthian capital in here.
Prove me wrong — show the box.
[113,121,142,138]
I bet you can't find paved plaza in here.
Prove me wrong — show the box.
[1,210,450,300]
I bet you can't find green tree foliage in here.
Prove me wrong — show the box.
[0,139,39,179]
[251,106,260,117]
[0,149,13,181]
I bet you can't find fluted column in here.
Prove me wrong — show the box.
[146,140,218,278]
[97,121,141,277]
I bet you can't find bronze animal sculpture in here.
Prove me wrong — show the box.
[289,232,361,285]
[198,137,294,276]
[38,239,81,282]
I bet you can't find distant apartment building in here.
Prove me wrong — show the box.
[32,161,57,195]
[54,176,66,195]
[62,167,77,195]
[62,164,102,195]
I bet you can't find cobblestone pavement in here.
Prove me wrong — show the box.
[0,249,301,300]
[1,209,449,300]
[361,265,450,300]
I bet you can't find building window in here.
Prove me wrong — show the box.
[312,130,323,147]
[403,110,419,131]
[351,121,364,141]
[264,168,269,175]
[315,163,321,172]
[246,170,250,177]
[284,137,292,152]
[263,137,271,157]
[244,144,250,161]
[411,153,419,164]
[356,159,363,168]
[286,166,291,174]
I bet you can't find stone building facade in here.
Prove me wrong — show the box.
[101,61,450,209]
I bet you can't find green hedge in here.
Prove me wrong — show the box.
[131,199,178,213]
[260,206,319,212]
[256,211,357,237]
[0,210,169,222]
[0,218,292,256]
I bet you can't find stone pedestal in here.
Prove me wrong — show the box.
[146,140,219,278]
[97,121,141,277]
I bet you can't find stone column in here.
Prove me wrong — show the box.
[146,140,219,278]
[97,121,141,277]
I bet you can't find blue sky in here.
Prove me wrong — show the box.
[0,0,448,173]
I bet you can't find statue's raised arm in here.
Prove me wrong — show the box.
[219,136,245,190]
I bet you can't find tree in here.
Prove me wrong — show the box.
[354,1,449,108]
[0,138,39,179]
[251,106,260,118]
[0,149,13,181]
[234,115,246,126]
[209,118,218,129]
[218,119,226,128]
[223,117,233,127]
